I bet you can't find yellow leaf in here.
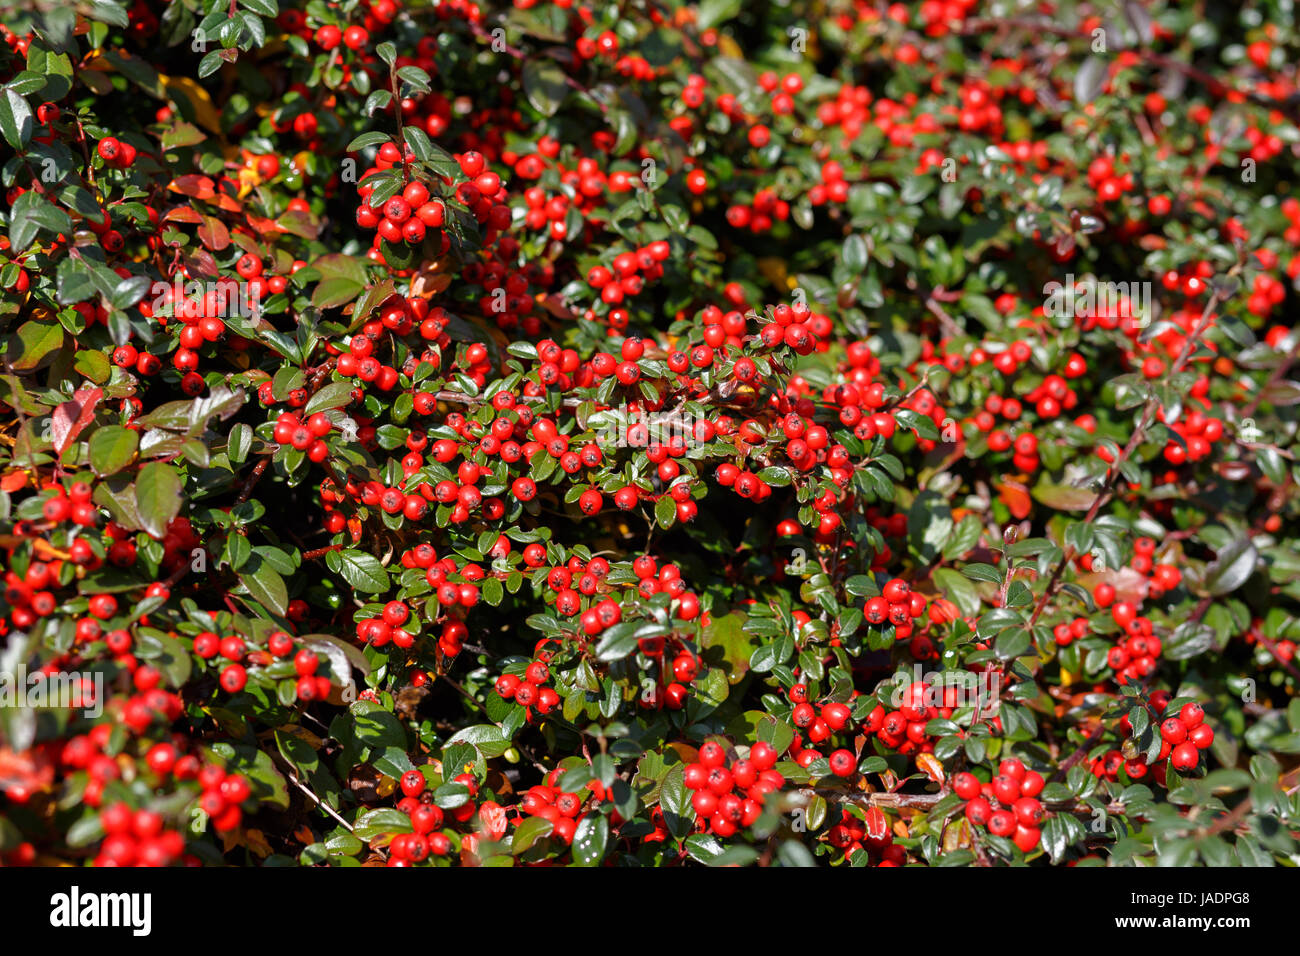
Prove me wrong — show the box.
[274,724,324,750]
[757,257,788,289]
[916,752,946,786]
[716,34,743,58]
[160,75,223,135]
[243,828,274,857]
[237,167,259,198]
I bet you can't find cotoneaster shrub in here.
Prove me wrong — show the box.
[0,0,1298,867]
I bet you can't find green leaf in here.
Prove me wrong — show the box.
[698,0,743,31]
[933,567,981,618]
[6,319,64,370]
[684,832,726,863]
[522,59,567,117]
[338,550,389,593]
[654,495,675,529]
[275,730,341,809]
[89,425,138,476]
[56,257,97,305]
[227,423,252,463]
[352,706,409,750]
[1040,814,1069,862]
[238,553,289,616]
[841,234,868,273]
[1203,539,1257,596]
[10,190,71,251]
[511,816,553,853]
[570,815,608,866]
[134,461,182,537]
[312,277,365,310]
[206,741,290,810]
[353,808,412,841]
[962,563,1003,583]
[304,381,355,415]
[1165,621,1216,661]
[0,86,32,150]
[347,131,391,152]
[1031,482,1096,511]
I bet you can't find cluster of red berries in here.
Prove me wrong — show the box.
[787,683,855,758]
[863,578,928,642]
[1161,703,1216,772]
[110,342,163,381]
[1157,407,1224,466]
[1094,598,1163,684]
[39,482,98,528]
[1244,260,1286,318]
[1021,370,1082,423]
[954,758,1046,853]
[1052,615,1091,647]
[1080,537,1182,600]
[356,599,417,649]
[3,558,69,628]
[890,386,948,450]
[1114,699,1214,778]
[53,688,181,804]
[684,740,784,838]
[332,296,444,386]
[640,646,700,711]
[585,242,671,307]
[96,136,138,170]
[193,764,253,834]
[495,659,561,717]
[574,29,620,61]
[1085,154,1134,204]
[193,629,328,700]
[862,677,1000,758]
[507,769,610,845]
[724,185,790,234]
[514,144,639,226]
[826,806,905,865]
[356,166,449,250]
[386,770,456,864]
[1242,617,1296,666]
[629,553,699,613]
[96,803,188,867]
[464,252,546,333]
[313,22,371,52]
[271,410,340,463]
[807,160,851,208]
[539,554,629,629]
[814,82,875,143]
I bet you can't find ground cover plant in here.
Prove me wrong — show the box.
[0,0,1298,867]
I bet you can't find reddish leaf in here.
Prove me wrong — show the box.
[246,214,288,237]
[198,215,231,251]
[0,471,28,492]
[51,387,103,456]
[168,174,216,199]
[994,479,1033,520]
[164,205,203,224]
[214,192,243,214]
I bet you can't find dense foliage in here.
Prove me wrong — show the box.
[1,0,1299,868]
